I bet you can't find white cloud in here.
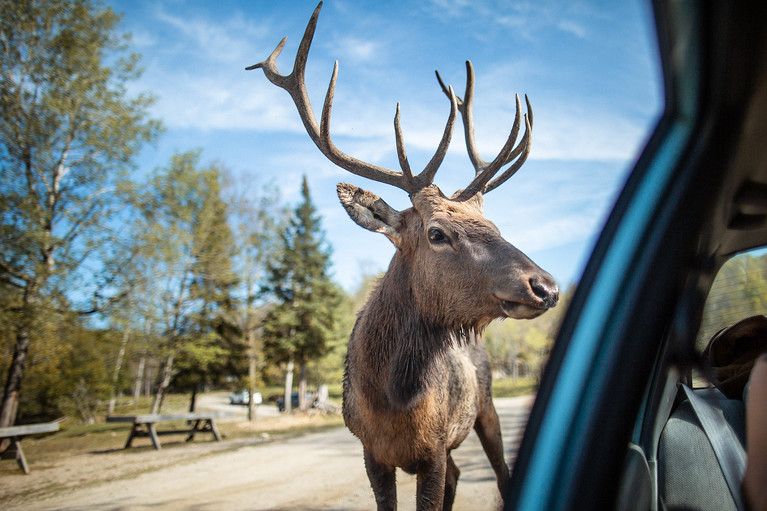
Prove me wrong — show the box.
[126,28,158,49]
[422,0,597,42]
[531,106,651,161]
[150,7,270,65]
[333,36,381,63]
[556,19,588,39]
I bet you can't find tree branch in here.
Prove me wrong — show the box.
[0,257,31,287]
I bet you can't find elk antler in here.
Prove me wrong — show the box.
[436,61,533,200]
[246,2,458,196]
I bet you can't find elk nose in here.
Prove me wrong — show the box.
[530,277,559,309]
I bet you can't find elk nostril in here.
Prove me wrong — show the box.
[530,278,559,308]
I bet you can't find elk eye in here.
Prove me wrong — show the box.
[428,228,447,243]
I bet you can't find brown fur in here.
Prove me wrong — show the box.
[340,183,558,510]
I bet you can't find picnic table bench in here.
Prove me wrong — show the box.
[106,412,232,450]
[0,422,60,474]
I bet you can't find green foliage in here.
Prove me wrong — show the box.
[223,181,286,395]
[14,313,116,423]
[491,377,538,398]
[262,176,344,379]
[127,151,241,397]
[305,289,354,385]
[0,0,160,296]
[350,272,383,311]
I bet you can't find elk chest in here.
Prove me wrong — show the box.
[343,342,481,471]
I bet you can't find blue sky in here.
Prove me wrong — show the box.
[107,0,663,292]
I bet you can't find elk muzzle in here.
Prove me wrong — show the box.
[493,262,559,320]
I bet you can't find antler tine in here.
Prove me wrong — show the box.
[394,85,458,193]
[245,3,325,150]
[496,94,533,167]
[419,85,458,189]
[436,61,534,200]
[436,62,485,172]
[394,102,416,191]
[483,113,532,194]
[247,2,409,192]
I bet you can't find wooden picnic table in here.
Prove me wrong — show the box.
[0,422,60,474]
[106,412,232,450]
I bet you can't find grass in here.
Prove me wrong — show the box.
[109,392,191,415]
[492,377,538,398]
[21,412,347,457]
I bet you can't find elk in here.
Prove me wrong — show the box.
[247,3,559,510]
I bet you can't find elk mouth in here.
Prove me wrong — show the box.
[495,295,550,320]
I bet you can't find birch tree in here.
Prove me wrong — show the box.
[0,0,160,427]
[129,151,236,413]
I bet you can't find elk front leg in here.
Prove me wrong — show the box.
[416,452,448,511]
[443,453,460,511]
[364,448,397,511]
[474,403,510,495]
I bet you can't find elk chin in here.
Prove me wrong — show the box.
[498,298,548,320]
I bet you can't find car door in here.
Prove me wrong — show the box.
[503,1,767,509]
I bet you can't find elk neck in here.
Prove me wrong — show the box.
[349,249,477,410]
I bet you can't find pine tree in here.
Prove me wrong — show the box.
[262,176,342,411]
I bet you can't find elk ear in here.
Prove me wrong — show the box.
[337,183,402,244]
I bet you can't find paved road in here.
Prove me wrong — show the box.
[18,396,533,511]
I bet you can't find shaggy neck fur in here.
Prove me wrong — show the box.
[351,250,478,410]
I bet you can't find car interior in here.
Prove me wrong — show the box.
[616,249,767,511]
[504,1,767,509]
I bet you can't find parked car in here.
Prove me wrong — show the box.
[276,392,317,412]
[229,390,262,406]
[503,1,767,510]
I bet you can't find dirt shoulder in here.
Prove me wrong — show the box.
[1,395,343,507]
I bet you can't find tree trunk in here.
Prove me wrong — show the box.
[248,346,258,422]
[134,353,146,404]
[144,363,153,397]
[510,340,519,383]
[0,325,29,429]
[298,360,308,411]
[317,384,328,405]
[134,320,151,404]
[0,287,36,429]
[283,357,294,413]
[108,329,130,415]
[189,384,197,413]
[151,353,174,414]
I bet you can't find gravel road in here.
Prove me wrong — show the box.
[8,396,533,511]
